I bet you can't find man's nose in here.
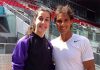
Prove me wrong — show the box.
[61,21,65,26]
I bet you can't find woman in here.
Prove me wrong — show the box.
[12,7,54,70]
[51,5,95,70]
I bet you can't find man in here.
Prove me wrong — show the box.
[51,5,95,70]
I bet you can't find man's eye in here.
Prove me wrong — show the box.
[56,20,62,23]
[64,19,68,22]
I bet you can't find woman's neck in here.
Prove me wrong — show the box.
[34,31,45,38]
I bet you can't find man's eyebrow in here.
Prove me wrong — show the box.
[65,19,68,20]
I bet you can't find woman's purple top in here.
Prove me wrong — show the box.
[12,33,54,70]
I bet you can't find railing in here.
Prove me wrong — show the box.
[3,2,30,36]
[94,52,100,66]
[3,3,31,24]
[0,43,15,70]
[0,43,16,54]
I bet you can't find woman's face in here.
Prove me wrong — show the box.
[56,13,73,34]
[34,10,50,34]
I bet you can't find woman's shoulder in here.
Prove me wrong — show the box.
[17,35,31,44]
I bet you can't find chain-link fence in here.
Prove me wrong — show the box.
[0,54,11,70]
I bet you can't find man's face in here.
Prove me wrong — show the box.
[56,13,73,34]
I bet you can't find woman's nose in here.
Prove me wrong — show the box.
[41,20,45,24]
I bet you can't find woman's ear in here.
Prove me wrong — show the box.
[32,18,36,24]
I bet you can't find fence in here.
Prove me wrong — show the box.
[0,54,11,70]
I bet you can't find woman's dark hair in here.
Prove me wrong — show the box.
[26,7,51,35]
[54,5,74,22]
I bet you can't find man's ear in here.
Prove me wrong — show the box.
[70,19,73,25]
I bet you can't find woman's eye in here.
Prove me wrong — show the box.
[39,17,43,21]
[45,19,50,21]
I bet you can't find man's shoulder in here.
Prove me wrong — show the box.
[50,37,60,45]
[51,37,59,42]
[73,34,89,42]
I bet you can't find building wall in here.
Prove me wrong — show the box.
[0,6,5,15]
[4,7,16,34]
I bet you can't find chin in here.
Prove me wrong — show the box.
[60,31,68,34]
[39,29,46,33]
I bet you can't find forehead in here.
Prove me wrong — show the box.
[56,13,69,20]
[37,11,50,17]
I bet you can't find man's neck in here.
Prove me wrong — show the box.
[60,31,72,42]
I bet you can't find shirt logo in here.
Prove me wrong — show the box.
[48,47,50,49]
[74,40,79,43]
